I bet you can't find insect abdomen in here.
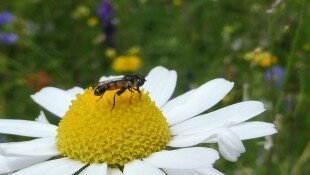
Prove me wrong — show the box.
[107,82,126,90]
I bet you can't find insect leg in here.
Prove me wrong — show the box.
[134,87,142,100]
[112,88,126,110]
[96,95,104,101]
[128,88,135,104]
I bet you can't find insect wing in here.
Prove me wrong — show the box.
[96,77,124,86]
[98,75,124,82]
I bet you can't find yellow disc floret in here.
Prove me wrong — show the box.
[56,88,171,166]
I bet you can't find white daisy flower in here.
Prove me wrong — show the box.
[0,66,277,175]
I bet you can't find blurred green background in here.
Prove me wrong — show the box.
[0,0,309,174]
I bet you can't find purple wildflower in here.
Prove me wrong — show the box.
[0,32,18,45]
[264,65,285,89]
[97,0,116,47]
[0,11,14,25]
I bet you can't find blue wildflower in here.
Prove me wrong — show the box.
[0,32,18,44]
[264,65,285,89]
[97,0,116,47]
[0,11,14,25]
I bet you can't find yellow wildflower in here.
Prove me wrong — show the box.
[92,34,105,45]
[72,5,90,19]
[105,48,117,58]
[223,25,234,35]
[222,24,236,41]
[112,55,142,72]
[87,17,98,27]
[173,0,182,6]
[127,46,141,55]
[244,47,277,68]
[303,43,310,51]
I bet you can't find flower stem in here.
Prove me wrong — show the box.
[274,0,307,112]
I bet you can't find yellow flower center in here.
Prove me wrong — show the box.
[56,88,171,166]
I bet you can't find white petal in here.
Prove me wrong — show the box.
[143,147,219,169]
[169,125,246,150]
[0,155,52,174]
[0,119,57,137]
[171,122,277,148]
[218,139,238,162]
[108,167,123,175]
[123,160,165,175]
[11,157,85,175]
[170,101,265,135]
[164,79,234,125]
[31,87,76,117]
[216,128,245,162]
[229,121,277,140]
[66,87,84,97]
[35,111,50,124]
[142,66,169,92]
[155,70,177,108]
[142,66,177,108]
[168,132,215,147]
[0,137,59,157]
[79,163,107,175]
[164,168,224,175]
[196,168,225,175]
[161,89,196,113]
[164,169,201,175]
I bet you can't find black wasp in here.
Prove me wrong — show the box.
[94,74,146,110]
